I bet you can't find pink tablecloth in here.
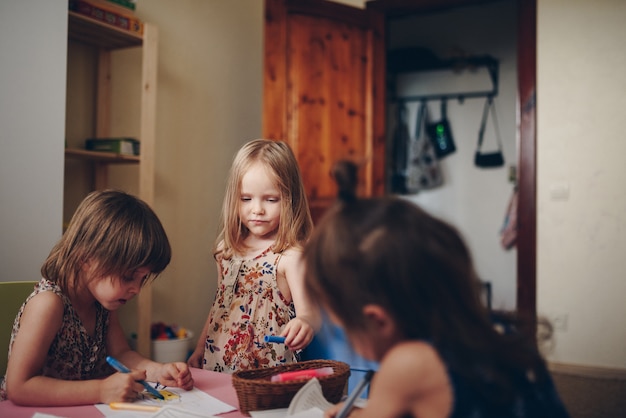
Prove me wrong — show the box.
[0,368,247,418]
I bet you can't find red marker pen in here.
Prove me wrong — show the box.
[270,366,334,382]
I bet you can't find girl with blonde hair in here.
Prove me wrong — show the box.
[188,139,319,372]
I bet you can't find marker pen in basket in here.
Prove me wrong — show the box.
[270,367,334,382]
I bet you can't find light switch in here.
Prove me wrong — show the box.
[549,182,570,201]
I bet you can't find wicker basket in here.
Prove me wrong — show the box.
[232,359,350,415]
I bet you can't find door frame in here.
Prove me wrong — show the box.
[368,0,536,316]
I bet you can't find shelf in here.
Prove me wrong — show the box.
[65,148,140,163]
[388,47,498,74]
[68,11,143,49]
[387,47,499,103]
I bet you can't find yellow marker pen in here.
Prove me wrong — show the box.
[110,402,161,412]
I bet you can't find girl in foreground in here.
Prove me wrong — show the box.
[1,190,193,406]
[188,139,319,372]
[303,161,570,418]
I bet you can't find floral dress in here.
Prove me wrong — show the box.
[202,246,296,373]
[0,278,111,401]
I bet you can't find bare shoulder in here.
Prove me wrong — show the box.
[277,247,303,271]
[280,246,303,259]
[12,290,64,347]
[377,341,450,397]
[367,341,453,418]
[22,290,64,318]
[382,341,444,375]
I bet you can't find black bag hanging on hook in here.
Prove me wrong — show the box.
[475,96,505,168]
[426,99,456,159]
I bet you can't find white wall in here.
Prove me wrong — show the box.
[387,1,518,310]
[537,0,626,369]
[0,0,66,282]
[113,0,264,338]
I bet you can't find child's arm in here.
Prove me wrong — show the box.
[280,248,321,351]
[5,292,144,406]
[106,311,194,390]
[329,342,452,418]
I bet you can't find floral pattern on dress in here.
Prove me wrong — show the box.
[0,278,111,401]
[203,247,296,373]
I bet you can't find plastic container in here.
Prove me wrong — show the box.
[151,331,193,363]
[129,330,193,363]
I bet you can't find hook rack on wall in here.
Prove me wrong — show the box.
[387,47,499,103]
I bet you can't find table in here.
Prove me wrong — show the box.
[0,368,247,418]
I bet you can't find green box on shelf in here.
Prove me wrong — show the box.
[85,138,140,156]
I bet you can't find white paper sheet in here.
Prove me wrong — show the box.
[286,378,333,415]
[152,405,219,417]
[249,409,289,417]
[95,384,236,417]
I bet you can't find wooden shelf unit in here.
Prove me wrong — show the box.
[66,11,157,357]
[68,11,142,49]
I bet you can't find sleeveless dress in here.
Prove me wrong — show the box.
[0,278,111,401]
[202,246,296,373]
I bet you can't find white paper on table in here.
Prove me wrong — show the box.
[32,414,67,418]
[152,405,219,417]
[95,384,236,417]
[249,408,289,417]
[286,378,333,416]
[288,407,325,418]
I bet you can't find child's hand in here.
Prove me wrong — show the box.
[100,369,146,403]
[187,348,204,369]
[156,362,194,390]
[282,317,315,351]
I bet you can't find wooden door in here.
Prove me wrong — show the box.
[263,0,386,221]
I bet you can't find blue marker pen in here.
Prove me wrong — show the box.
[106,356,165,400]
[264,335,286,343]
[336,369,374,418]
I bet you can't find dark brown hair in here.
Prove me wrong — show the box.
[41,190,171,294]
[303,160,549,403]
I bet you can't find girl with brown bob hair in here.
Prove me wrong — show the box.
[1,190,193,406]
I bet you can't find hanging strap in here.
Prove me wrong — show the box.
[440,99,448,119]
[393,102,410,172]
[414,100,427,138]
[477,96,503,151]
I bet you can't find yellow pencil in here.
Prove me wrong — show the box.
[110,402,161,412]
